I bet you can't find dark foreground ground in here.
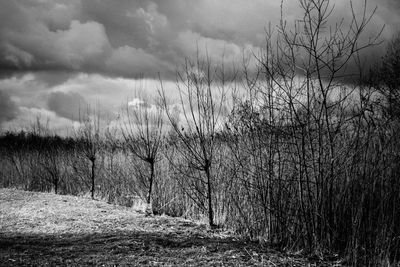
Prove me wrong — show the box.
[0,189,339,266]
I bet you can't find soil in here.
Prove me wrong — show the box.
[0,189,339,266]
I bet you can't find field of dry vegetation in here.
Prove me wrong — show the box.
[0,188,336,266]
[1,0,400,265]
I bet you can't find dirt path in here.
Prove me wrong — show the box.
[0,189,335,266]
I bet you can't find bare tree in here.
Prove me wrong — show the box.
[76,106,102,199]
[160,53,230,228]
[121,91,164,215]
[39,141,67,194]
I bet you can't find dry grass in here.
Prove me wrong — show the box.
[0,189,340,266]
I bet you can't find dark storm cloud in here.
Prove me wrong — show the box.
[47,91,87,121]
[0,90,19,127]
[0,0,399,80]
[0,0,176,78]
[0,0,276,79]
[0,2,112,71]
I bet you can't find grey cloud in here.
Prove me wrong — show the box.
[0,0,399,80]
[105,46,174,78]
[0,90,19,127]
[80,0,152,49]
[0,0,270,78]
[1,74,119,132]
[47,91,87,121]
[34,71,78,87]
[0,19,112,69]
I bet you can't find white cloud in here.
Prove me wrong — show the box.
[128,98,146,107]
[1,107,76,135]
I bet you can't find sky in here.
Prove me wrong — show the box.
[0,0,399,134]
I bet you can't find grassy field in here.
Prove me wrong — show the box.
[0,189,338,266]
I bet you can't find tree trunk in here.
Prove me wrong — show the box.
[91,159,95,199]
[147,161,154,204]
[205,165,215,228]
[54,177,58,195]
[145,159,155,217]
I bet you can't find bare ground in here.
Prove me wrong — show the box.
[0,189,340,266]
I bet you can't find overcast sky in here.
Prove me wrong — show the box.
[0,0,399,134]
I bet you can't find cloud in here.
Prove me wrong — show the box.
[0,73,119,132]
[47,91,88,121]
[176,30,253,62]
[1,19,111,70]
[128,98,147,108]
[1,106,77,135]
[0,90,19,127]
[0,0,177,78]
[0,0,399,79]
[106,46,173,77]
[125,97,164,127]
[51,20,111,69]
[0,74,49,109]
